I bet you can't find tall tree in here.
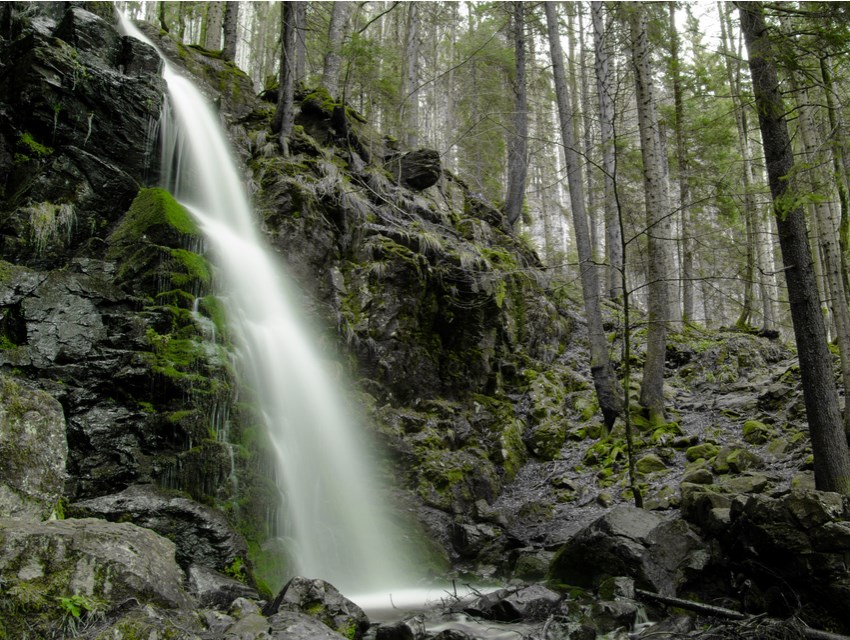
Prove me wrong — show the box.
[203,2,223,51]
[402,2,420,148]
[544,1,622,430]
[738,1,850,494]
[222,1,239,62]
[322,2,352,100]
[668,2,692,324]
[629,4,673,424]
[504,1,528,228]
[592,2,623,302]
[272,1,299,157]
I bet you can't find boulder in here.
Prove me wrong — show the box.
[0,375,66,519]
[265,576,370,640]
[0,517,193,637]
[188,563,258,609]
[549,506,708,596]
[385,149,442,191]
[70,484,250,575]
[464,584,561,622]
[269,610,350,640]
[375,615,426,640]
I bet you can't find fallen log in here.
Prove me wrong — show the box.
[635,589,850,640]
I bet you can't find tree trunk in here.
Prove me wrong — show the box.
[203,2,223,51]
[273,1,298,157]
[545,1,622,430]
[322,2,351,100]
[592,2,623,302]
[158,1,168,33]
[504,1,528,228]
[293,1,307,85]
[629,5,672,425]
[402,2,420,148]
[795,80,850,438]
[222,1,239,62]
[738,1,850,495]
[668,2,692,325]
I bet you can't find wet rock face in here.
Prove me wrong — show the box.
[0,5,165,268]
[707,488,850,628]
[70,484,250,574]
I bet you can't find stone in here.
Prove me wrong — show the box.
[389,148,442,191]
[266,577,370,640]
[71,484,250,575]
[0,518,193,630]
[685,443,720,462]
[269,611,350,639]
[187,563,258,609]
[716,473,769,494]
[0,375,66,520]
[635,453,667,474]
[549,506,708,596]
[464,585,561,622]
[681,467,713,485]
[375,615,426,640]
[598,576,635,600]
[742,419,775,445]
[713,446,764,474]
[590,600,639,634]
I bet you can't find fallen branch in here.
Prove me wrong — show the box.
[635,589,850,640]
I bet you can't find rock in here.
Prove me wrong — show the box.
[549,506,708,596]
[635,453,667,474]
[598,576,635,600]
[716,472,769,494]
[188,563,258,609]
[464,585,561,622]
[269,610,350,640]
[433,630,474,640]
[590,600,639,634]
[0,517,193,638]
[386,149,442,191]
[375,615,426,640]
[742,419,775,445]
[685,443,720,462]
[0,375,66,519]
[71,484,250,575]
[681,467,713,485]
[265,576,370,640]
[53,7,120,66]
[636,615,694,638]
[713,445,764,474]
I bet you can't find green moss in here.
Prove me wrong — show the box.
[743,419,775,445]
[224,557,247,583]
[14,132,53,164]
[685,443,720,462]
[108,188,199,249]
[169,248,211,286]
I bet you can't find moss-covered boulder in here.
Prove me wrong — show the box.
[0,517,193,638]
[0,375,66,520]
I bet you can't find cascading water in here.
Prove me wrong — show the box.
[118,14,410,595]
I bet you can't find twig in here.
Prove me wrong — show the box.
[635,589,850,640]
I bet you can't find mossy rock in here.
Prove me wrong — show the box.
[527,420,566,461]
[685,443,720,462]
[712,446,764,474]
[108,188,199,249]
[635,453,667,475]
[742,419,776,445]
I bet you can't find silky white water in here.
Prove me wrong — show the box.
[118,14,410,594]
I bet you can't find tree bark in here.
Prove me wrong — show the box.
[629,5,672,425]
[668,2,692,324]
[592,2,623,302]
[545,1,622,430]
[322,2,351,100]
[222,1,239,62]
[402,2,420,148]
[504,1,528,228]
[738,1,850,495]
[203,2,223,51]
[273,1,298,157]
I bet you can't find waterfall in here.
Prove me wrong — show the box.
[118,15,410,594]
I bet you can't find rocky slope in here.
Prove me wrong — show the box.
[0,3,847,639]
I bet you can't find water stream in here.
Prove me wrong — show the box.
[118,14,410,596]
